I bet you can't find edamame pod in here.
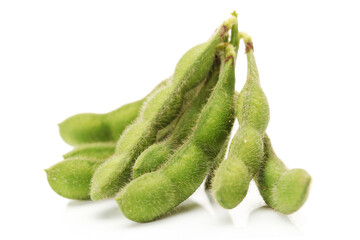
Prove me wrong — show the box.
[46,143,115,200]
[204,92,238,190]
[204,15,240,190]
[116,43,236,222]
[132,61,220,178]
[254,134,311,214]
[90,16,237,201]
[46,158,105,200]
[213,34,270,209]
[59,79,169,146]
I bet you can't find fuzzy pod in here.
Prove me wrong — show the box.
[58,79,169,146]
[90,17,237,201]
[115,43,236,222]
[212,127,264,208]
[254,134,311,214]
[204,91,238,190]
[46,158,105,200]
[212,37,270,209]
[46,143,116,200]
[132,62,221,179]
[63,142,115,160]
[204,15,239,190]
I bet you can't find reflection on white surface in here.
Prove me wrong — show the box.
[247,206,302,236]
[205,189,233,225]
[62,185,304,240]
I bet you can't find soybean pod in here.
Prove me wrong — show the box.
[46,143,115,200]
[132,60,220,178]
[204,18,241,189]
[212,34,270,209]
[205,91,238,190]
[90,16,237,201]
[255,134,311,214]
[58,79,169,146]
[116,43,236,222]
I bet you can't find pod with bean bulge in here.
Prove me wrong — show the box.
[212,34,270,209]
[116,44,236,222]
[205,91,238,190]
[255,134,311,214]
[205,24,240,189]
[58,79,169,146]
[132,61,220,178]
[90,16,237,201]
[46,143,115,200]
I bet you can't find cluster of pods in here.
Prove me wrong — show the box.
[46,12,311,223]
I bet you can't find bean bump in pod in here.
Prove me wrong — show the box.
[90,15,237,201]
[255,134,312,214]
[116,43,236,222]
[212,33,270,209]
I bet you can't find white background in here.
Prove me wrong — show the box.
[1,0,359,239]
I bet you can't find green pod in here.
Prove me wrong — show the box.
[213,37,270,209]
[90,17,236,201]
[63,142,115,160]
[46,143,116,200]
[115,43,236,222]
[205,91,238,190]
[255,134,311,214]
[204,15,239,190]
[212,127,264,208]
[132,62,220,179]
[58,79,169,146]
[46,158,105,200]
